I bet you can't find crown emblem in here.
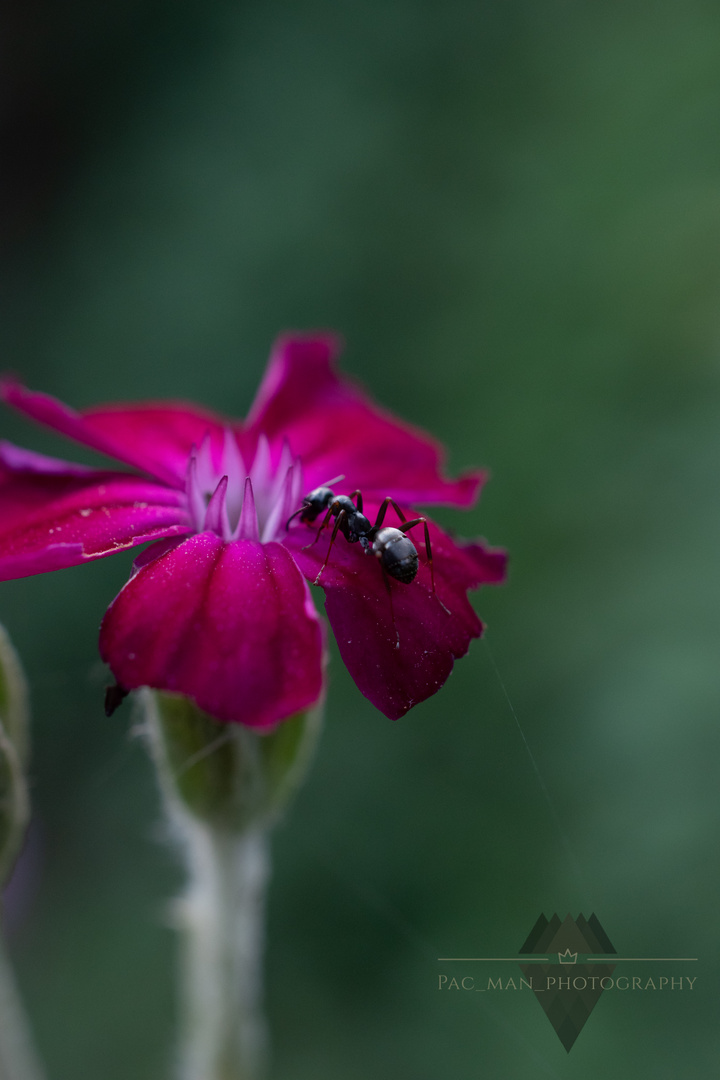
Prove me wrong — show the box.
[558,948,578,964]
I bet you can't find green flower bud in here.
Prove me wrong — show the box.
[141,690,323,833]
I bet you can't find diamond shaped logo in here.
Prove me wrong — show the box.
[518,913,617,1051]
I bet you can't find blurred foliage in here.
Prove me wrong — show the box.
[1,0,719,1077]
[0,626,30,886]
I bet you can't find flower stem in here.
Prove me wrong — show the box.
[175,822,270,1080]
[142,691,323,1080]
[0,933,46,1080]
[144,698,271,1080]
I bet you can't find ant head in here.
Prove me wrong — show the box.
[298,486,336,522]
[305,486,335,507]
[287,486,336,528]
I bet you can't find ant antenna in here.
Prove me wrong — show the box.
[284,503,308,529]
[285,505,306,529]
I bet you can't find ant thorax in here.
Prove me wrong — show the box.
[345,509,371,543]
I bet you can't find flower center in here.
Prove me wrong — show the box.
[185,430,304,543]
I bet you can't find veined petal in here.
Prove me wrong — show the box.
[245,334,484,507]
[284,515,506,719]
[0,451,189,580]
[99,533,325,729]
[1,380,229,488]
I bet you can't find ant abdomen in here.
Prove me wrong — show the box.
[373,527,419,584]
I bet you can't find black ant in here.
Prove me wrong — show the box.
[287,487,448,640]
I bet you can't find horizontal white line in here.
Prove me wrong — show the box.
[437,957,698,963]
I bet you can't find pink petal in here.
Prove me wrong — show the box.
[132,537,186,574]
[0,441,100,477]
[0,449,189,580]
[99,533,325,729]
[245,335,484,507]
[284,513,506,720]
[1,380,229,488]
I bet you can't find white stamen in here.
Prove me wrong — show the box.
[184,428,303,543]
[261,464,296,542]
[221,430,246,525]
[194,433,216,495]
[186,453,206,532]
[204,476,232,541]
[236,477,259,541]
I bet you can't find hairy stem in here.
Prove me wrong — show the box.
[142,690,324,1080]
[175,824,270,1080]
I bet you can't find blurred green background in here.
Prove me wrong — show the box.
[1,0,719,1076]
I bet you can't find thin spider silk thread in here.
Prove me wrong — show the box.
[482,635,590,903]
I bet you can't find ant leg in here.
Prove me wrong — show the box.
[400,518,450,614]
[372,496,407,532]
[398,518,434,590]
[382,567,400,649]
[348,489,364,514]
[301,502,336,550]
[313,509,347,585]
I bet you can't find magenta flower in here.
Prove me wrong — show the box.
[0,335,505,727]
